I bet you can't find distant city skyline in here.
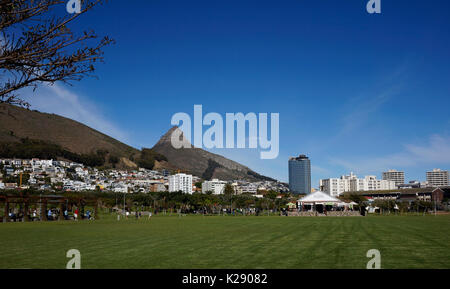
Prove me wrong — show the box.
[316,168,449,190]
[20,0,450,185]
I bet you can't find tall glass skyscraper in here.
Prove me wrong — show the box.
[288,155,311,194]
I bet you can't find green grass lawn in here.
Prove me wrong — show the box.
[0,214,449,269]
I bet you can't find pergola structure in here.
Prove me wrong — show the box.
[0,193,99,223]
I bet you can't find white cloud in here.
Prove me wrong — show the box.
[331,134,450,174]
[22,84,129,144]
[338,84,403,136]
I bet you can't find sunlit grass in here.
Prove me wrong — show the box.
[0,214,449,269]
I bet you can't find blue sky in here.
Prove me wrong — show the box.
[23,0,450,186]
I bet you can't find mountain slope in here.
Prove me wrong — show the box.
[0,103,276,181]
[152,127,276,182]
[0,103,140,167]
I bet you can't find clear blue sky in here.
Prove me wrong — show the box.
[25,0,450,186]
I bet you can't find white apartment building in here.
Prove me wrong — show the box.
[239,184,258,194]
[320,172,396,197]
[321,178,347,197]
[202,179,227,194]
[426,169,449,187]
[168,173,193,194]
[382,170,405,186]
[350,175,396,191]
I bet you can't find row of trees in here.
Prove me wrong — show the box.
[371,199,435,214]
[341,193,439,214]
[99,190,292,215]
[2,189,441,216]
[2,189,293,215]
[0,138,117,167]
[0,137,169,170]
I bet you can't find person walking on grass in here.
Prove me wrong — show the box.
[74,208,79,221]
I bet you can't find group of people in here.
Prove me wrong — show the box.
[122,210,153,220]
[49,208,95,221]
[5,207,93,222]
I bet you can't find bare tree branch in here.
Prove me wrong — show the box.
[0,0,114,107]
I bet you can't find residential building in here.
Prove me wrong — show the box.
[112,184,128,193]
[202,179,227,194]
[288,154,311,194]
[398,180,421,189]
[351,175,396,191]
[382,170,405,186]
[162,169,170,177]
[168,173,193,194]
[5,166,14,175]
[239,184,258,194]
[319,172,355,197]
[426,169,449,187]
[150,182,167,193]
[320,173,396,196]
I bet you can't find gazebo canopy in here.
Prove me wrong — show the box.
[298,191,340,204]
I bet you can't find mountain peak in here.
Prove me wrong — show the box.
[155,126,192,148]
[153,126,276,182]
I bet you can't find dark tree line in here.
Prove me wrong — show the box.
[0,138,169,169]
[0,138,107,167]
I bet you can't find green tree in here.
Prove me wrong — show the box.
[224,184,234,195]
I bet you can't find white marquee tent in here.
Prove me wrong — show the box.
[297,191,341,204]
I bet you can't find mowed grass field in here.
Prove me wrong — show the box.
[0,214,449,269]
